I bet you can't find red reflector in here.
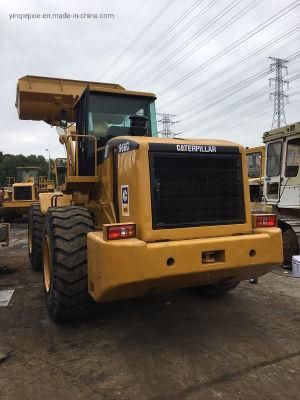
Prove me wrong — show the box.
[254,214,277,228]
[107,224,136,240]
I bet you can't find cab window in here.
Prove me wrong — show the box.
[285,138,300,177]
[87,92,158,145]
[266,142,282,177]
[16,168,39,183]
[247,152,262,178]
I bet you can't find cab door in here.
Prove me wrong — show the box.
[264,140,283,203]
[278,137,300,207]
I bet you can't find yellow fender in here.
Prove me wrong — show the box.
[39,192,72,215]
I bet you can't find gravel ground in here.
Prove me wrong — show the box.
[0,223,300,400]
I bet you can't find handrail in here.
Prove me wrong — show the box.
[66,134,97,177]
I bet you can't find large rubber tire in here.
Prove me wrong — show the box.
[194,281,240,297]
[282,228,298,266]
[44,206,94,321]
[2,208,16,223]
[28,203,44,271]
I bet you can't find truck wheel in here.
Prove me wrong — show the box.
[195,281,240,296]
[2,208,16,223]
[43,206,94,321]
[282,228,298,266]
[28,203,44,271]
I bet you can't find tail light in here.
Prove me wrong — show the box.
[252,214,277,228]
[104,223,136,241]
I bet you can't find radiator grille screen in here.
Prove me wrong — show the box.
[149,151,245,229]
[14,186,32,201]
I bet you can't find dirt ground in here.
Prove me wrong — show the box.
[0,223,300,400]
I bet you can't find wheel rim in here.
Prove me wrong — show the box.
[43,237,51,292]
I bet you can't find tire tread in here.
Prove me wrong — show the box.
[45,206,95,321]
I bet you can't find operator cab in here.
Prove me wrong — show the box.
[73,89,158,177]
[16,167,40,183]
[75,89,158,147]
[247,151,262,178]
[263,122,300,205]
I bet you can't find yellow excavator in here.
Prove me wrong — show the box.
[16,75,282,321]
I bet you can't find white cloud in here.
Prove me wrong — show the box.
[0,0,299,156]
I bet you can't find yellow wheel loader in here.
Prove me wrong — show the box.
[16,75,282,321]
[246,146,265,203]
[27,158,67,271]
[2,167,54,223]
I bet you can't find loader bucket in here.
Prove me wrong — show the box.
[16,75,124,126]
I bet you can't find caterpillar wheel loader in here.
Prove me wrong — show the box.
[246,146,265,203]
[16,75,282,321]
[261,121,300,265]
[27,157,67,271]
[2,167,54,223]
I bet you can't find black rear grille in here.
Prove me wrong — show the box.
[14,186,32,201]
[149,151,245,229]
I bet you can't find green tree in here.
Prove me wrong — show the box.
[0,153,50,186]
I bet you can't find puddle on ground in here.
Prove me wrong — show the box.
[0,289,15,307]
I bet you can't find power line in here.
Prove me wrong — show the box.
[83,0,149,79]
[182,74,300,136]
[119,0,220,85]
[157,0,300,96]
[158,25,300,110]
[269,57,289,128]
[177,67,271,118]
[193,88,269,125]
[133,0,248,87]
[177,49,300,118]
[176,55,300,135]
[199,89,300,137]
[96,0,176,80]
[114,0,206,82]
[192,69,300,127]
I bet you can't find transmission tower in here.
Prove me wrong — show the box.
[157,113,179,137]
[269,57,289,128]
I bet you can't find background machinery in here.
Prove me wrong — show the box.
[53,157,67,191]
[246,146,265,202]
[2,166,54,223]
[16,75,282,321]
[263,121,300,264]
